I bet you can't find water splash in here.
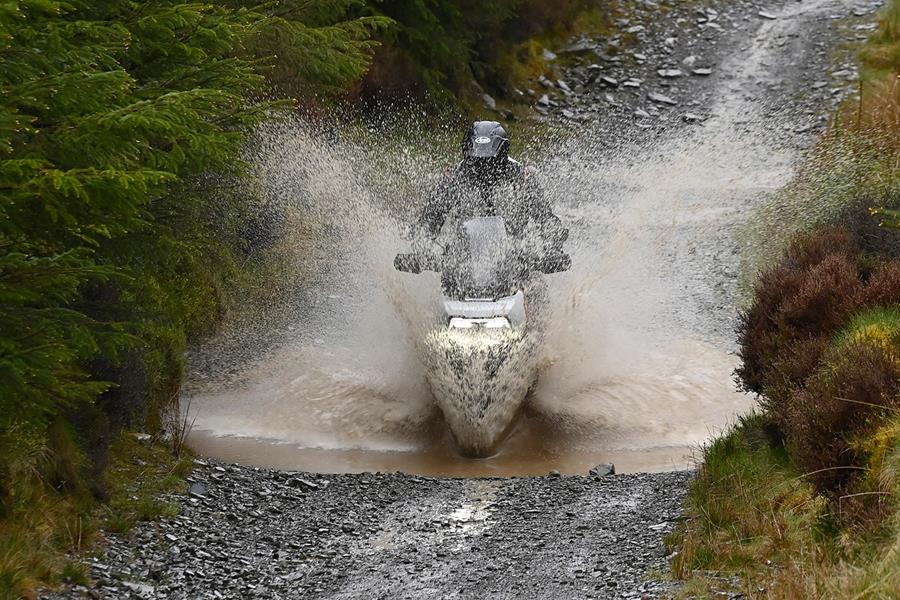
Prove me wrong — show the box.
[183,109,761,475]
[184,0,836,473]
[420,327,540,457]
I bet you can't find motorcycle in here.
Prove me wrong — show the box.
[395,216,569,456]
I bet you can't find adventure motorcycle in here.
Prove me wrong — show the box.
[395,216,569,456]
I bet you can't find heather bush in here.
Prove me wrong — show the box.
[779,253,863,335]
[858,261,900,306]
[737,229,865,394]
[783,340,900,494]
[675,1,900,592]
[737,224,900,506]
[784,227,858,269]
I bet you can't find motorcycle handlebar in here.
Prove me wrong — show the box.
[394,250,570,275]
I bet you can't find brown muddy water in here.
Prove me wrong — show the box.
[187,431,698,476]
[186,320,750,475]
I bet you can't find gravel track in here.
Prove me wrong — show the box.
[48,464,689,600]
[42,0,881,597]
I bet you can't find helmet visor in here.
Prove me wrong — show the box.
[466,134,506,158]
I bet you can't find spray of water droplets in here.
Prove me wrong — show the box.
[180,105,768,471]
[183,4,835,471]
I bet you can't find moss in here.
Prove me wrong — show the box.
[832,306,900,358]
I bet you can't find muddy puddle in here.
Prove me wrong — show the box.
[186,328,749,475]
[187,429,698,476]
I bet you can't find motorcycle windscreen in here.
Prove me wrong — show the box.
[460,216,511,292]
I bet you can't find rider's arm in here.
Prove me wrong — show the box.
[523,177,567,248]
[520,175,570,274]
[397,183,448,274]
[417,183,450,240]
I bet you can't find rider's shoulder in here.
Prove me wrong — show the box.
[506,157,527,178]
[508,157,540,182]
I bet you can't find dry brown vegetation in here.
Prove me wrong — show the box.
[670,1,900,596]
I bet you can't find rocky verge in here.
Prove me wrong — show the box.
[514,0,877,145]
[44,461,689,600]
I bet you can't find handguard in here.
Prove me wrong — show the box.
[539,252,571,274]
[394,253,421,274]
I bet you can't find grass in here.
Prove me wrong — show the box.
[0,421,95,600]
[476,2,621,119]
[859,0,900,76]
[670,414,830,598]
[0,432,192,599]
[670,414,900,599]
[98,433,192,535]
[832,307,900,356]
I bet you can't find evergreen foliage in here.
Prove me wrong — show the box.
[236,0,387,97]
[0,2,379,590]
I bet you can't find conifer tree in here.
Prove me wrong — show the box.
[0,0,380,509]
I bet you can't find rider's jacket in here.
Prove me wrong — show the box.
[416,157,565,248]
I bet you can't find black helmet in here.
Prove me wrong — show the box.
[462,121,509,160]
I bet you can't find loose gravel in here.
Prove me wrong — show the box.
[45,462,690,600]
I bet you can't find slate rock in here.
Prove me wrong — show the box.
[589,463,617,477]
[648,92,678,105]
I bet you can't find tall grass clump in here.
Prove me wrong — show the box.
[671,414,828,598]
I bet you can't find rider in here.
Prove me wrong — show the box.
[402,120,569,273]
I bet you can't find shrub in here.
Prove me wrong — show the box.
[858,261,900,306]
[783,340,900,496]
[779,253,863,335]
[737,222,900,508]
[737,229,864,394]
[679,0,900,591]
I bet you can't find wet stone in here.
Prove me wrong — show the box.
[648,92,678,105]
[188,482,207,499]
